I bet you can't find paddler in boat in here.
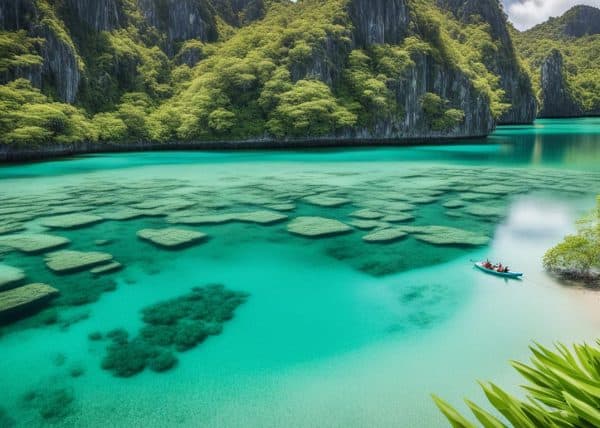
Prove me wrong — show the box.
[496,263,509,273]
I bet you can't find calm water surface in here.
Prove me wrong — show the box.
[1,118,599,427]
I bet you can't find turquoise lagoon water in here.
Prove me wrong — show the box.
[1,118,600,427]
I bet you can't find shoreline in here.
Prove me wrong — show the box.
[0,134,490,163]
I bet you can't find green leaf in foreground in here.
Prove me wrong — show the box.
[433,340,600,427]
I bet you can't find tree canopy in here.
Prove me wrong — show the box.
[543,196,600,284]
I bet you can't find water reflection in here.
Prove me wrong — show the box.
[490,118,600,169]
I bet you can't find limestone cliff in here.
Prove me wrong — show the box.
[345,0,494,138]
[0,0,37,31]
[348,0,409,46]
[514,5,600,118]
[437,0,537,124]
[556,5,600,38]
[539,50,582,118]
[63,0,124,31]
[39,26,81,103]
[0,0,564,150]
[212,0,265,26]
[137,0,219,49]
[0,0,82,103]
[0,0,248,103]
[349,53,495,139]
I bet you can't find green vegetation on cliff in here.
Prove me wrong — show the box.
[0,0,540,146]
[0,30,43,74]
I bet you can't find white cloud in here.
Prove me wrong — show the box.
[506,0,600,30]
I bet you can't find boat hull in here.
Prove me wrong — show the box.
[474,262,523,279]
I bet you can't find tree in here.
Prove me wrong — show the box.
[421,93,465,131]
[543,196,600,283]
[266,80,356,138]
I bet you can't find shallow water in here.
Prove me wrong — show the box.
[1,118,600,427]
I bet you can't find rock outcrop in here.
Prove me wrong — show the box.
[0,0,42,84]
[343,0,495,139]
[0,0,37,31]
[39,25,81,103]
[137,0,219,50]
[0,0,81,103]
[539,50,582,118]
[63,0,124,31]
[437,0,537,124]
[349,0,409,46]
[289,34,351,86]
[561,5,600,38]
[0,283,59,324]
[212,0,265,26]
[515,5,600,118]
[357,53,495,139]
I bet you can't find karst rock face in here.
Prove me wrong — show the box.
[0,0,37,31]
[532,5,599,117]
[514,5,600,119]
[0,0,553,140]
[437,0,537,125]
[539,50,582,118]
[64,0,124,31]
[337,0,494,139]
[137,0,218,47]
[0,0,81,103]
[349,0,410,47]
[0,0,263,103]
[562,5,600,38]
[212,0,265,25]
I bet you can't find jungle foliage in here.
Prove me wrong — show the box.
[543,196,600,284]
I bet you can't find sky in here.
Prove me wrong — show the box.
[503,0,600,30]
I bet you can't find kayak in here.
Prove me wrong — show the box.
[474,262,524,279]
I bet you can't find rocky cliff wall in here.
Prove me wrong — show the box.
[437,0,536,124]
[63,0,124,31]
[137,0,219,48]
[348,0,409,47]
[343,0,495,138]
[39,26,81,104]
[563,5,600,38]
[0,0,82,103]
[212,0,265,25]
[350,53,495,139]
[0,0,37,31]
[539,50,582,118]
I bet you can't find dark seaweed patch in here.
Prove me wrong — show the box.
[69,365,85,378]
[21,386,75,422]
[100,284,248,377]
[88,331,102,341]
[0,407,15,427]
